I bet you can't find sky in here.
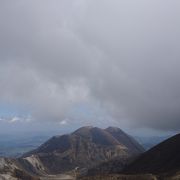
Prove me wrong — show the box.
[0,0,180,136]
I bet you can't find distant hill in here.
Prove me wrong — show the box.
[123,133,180,175]
[23,126,144,174]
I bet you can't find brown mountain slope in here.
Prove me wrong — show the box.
[23,126,144,174]
[105,127,144,154]
[123,133,180,175]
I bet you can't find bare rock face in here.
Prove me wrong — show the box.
[23,126,144,174]
[0,157,40,180]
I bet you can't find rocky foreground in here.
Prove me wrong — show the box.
[79,173,180,180]
[79,174,158,180]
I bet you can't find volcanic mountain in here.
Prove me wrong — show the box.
[23,126,144,174]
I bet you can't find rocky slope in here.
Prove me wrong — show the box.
[105,127,144,154]
[0,157,40,180]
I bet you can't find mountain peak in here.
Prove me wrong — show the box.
[106,126,123,132]
[72,126,94,138]
[73,126,94,133]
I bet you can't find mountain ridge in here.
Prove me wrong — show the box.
[23,126,144,174]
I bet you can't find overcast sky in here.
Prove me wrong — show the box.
[0,0,180,134]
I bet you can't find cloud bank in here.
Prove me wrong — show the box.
[0,0,180,130]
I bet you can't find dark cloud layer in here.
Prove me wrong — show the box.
[0,0,180,130]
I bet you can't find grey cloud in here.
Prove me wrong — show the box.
[0,0,180,130]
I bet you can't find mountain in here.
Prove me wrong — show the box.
[23,126,144,174]
[123,133,180,175]
[0,126,144,179]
